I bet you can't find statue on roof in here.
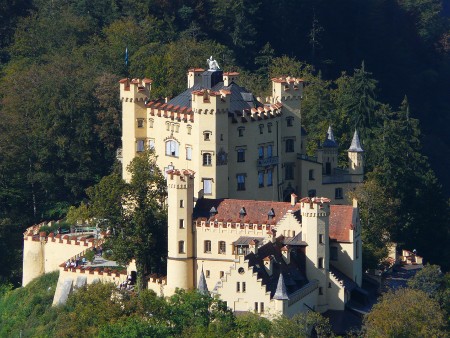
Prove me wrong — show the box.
[207,56,220,71]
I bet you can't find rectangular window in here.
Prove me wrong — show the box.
[285,164,294,180]
[220,271,224,278]
[203,179,212,195]
[258,172,264,188]
[254,302,258,312]
[178,241,185,254]
[149,139,155,150]
[319,234,324,244]
[237,174,246,191]
[180,200,184,208]
[330,246,338,261]
[137,119,144,128]
[206,270,210,278]
[242,282,246,292]
[318,257,324,269]
[335,188,343,199]
[267,145,273,158]
[319,287,323,295]
[203,153,212,166]
[259,124,264,134]
[260,302,264,313]
[267,123,272,133]
[219,241,226,254]
[236,282,240,292]
[237,149,245,162]
[179,219,185,229]
[356,240,359,259]
[204,132,210,141]
[238,127,244,137]
[267,170,273,186]
[258,146,264,159]
[285,139,294,152]
[137,140,145,152]
[286,117,294,127]
[186,146,192,160]
[204,240,211,253]
[309,169,314,180]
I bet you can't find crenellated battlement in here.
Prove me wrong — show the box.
[119,78,152,101]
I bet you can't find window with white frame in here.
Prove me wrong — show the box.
[203,131,211,141]
[237,174,246,191]
[204,240,212,253]
[186,146,192,160]
[203,153,212,166]
[165,140,179,157]
[219,241,226,254]
[149,139,155,150]
[203,179,212,195]
[187,124,192,135]
[137,140,145,152]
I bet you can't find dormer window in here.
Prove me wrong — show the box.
[268,208,275,220]
[239,207,246,218]
[209,206,218,219]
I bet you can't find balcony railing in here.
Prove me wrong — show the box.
[257,156,279,168]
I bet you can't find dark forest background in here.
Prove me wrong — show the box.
[0,0,449,285]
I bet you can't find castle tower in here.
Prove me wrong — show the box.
[347,130,364,182]
[166,169,195,293]
[119,78,152,182]
[190,70,230,198]
[317,126,338,176]
[300,197,331,313]
[22,231,46,286]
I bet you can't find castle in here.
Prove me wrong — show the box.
[22,60,365,318]
[118,63,364,203]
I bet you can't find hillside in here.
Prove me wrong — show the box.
[0,0,449,284]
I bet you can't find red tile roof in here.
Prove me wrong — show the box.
[194,198,300,225]
[329,205,354,242]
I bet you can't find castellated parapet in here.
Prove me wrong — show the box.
[22,223,97,286]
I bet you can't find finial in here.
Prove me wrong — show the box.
[207,56,220,71]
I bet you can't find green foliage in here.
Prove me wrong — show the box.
[84,248,95,263]
[0,271,59,337]
[364,288,447,337]
[271,312,333,338]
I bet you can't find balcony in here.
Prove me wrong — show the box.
[257,156,279,168]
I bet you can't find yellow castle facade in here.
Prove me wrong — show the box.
[119,65,364,203]
[22,61,365,319]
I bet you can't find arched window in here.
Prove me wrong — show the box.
[165,140,179,157]
[203,153,212,166]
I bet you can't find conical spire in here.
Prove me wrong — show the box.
[273,273,289,300]
[348,130,364,152]
[198,267,209,295]
[322,125,338,148]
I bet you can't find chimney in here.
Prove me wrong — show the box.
[187,68,205,88]
[223,72,239,86]
[281,246,290,264]
[263,256,273,276]
[249,239,259,254]
[291,193,298,206]
[239,207,246,219]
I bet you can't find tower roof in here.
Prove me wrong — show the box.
[273,273,289,300]
[348,130,364,152]
[322,126,338,148]
[198,267,209,294]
